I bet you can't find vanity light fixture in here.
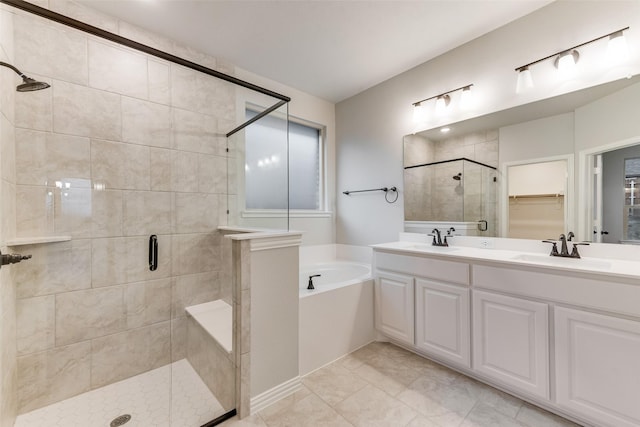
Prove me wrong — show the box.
[412,84,473,123]
[607,30,629,63]
[514,26,630,92]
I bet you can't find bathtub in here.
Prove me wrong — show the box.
[299,245,375,375]
[299,261,371,296]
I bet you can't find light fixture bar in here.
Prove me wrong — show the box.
[412,84,474,106]
[515,26,629,72]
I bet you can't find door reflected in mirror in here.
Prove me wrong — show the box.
[506,160,568,239]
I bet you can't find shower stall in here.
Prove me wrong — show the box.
[404,158,497,236]
[0,1,290,426]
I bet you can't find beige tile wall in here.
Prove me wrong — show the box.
[0,5,18,427]
[404,130,498,235]
[7,2,238,414]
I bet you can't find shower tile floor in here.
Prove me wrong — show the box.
[14,359,224,427]
[221,342,581,427]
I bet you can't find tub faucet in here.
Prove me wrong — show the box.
[308,274,321,290]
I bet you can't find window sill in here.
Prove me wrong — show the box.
[241,210,332,219]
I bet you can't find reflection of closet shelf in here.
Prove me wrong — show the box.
[509,194,564,199]
[5,236,72,247]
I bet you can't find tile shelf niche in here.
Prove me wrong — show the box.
[5,236,72,247]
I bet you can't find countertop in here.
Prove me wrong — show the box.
[371,240,640,281]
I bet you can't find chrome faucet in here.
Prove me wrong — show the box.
[543,232,589,258]
[429,228,449,247]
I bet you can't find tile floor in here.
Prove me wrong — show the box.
[14,359,224,427]
[222,341,582,427]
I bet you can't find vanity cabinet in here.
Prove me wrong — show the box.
[374,251,471,365]
[472,290,549,399]
[375,271,414,345]
[554,306,640,427]
[415,278,470,367]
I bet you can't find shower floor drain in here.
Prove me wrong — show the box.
[110,414,131,427]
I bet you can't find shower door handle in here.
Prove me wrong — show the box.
[149,235,158,271]
[477,220,488,231]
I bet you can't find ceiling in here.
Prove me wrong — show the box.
[80,0,553,103]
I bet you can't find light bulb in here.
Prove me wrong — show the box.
[555,50,579,78]
[607,31,629,64]
[435,94,450,115]
[516,67,533,94]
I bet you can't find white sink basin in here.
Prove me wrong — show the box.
[511,253,612,270]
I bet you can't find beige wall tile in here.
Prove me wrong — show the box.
[1,115,15,183]
[88,40,148,99]
[16,130,91,187]
[91,139,150,190]
[13,239,91,299]
[91,189,123,237]
[171,150,199,192]
[15,14,88,85]
[171,233,221,276]
[16,295,55,356]
[48,0,119,33]
[171,317,187,362]
[124,234,172,283]
[198,154,227,194]
[170,65,220,116]
[55,286,125,346]
[172,193,218,234]
[53,81,121,140]
[91,237,127,287]
[1,181,16,242]
[92,235,172,287]
[15,185,54,237]
[121,96,171,148]
[150,148,172,191]
[171,272,220,318]
[187,318,235,411]
[17,341,91,413]
[123,190,171,236]
[125,278,171,329]
[14,73,52,132]
[148,60,170,105]
[172,107,218,154]
[90,322,170,388]
[53,186,92,238]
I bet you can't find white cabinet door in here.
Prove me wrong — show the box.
[555,306,640,427]
[375,271,414,345]
[472,290,549,399]
[415,278,470,367]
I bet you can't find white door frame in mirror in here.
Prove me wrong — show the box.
[500,154,574,239]
[578,136,640,243]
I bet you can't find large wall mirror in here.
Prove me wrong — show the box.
[404,75,640,243]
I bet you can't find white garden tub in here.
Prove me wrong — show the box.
[299,244,375,375]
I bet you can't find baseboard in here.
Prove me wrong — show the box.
[250,376,302,414]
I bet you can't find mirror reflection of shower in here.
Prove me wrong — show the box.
[0,61,50,92]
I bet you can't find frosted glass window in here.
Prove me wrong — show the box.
[245,110,321,210]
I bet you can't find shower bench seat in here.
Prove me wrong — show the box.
[185,300,233,354]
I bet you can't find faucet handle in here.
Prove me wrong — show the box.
[542,240,559,256]
[570,242,589,258]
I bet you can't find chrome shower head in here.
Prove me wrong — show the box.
[453,173,462,181]
[0,61,50,92]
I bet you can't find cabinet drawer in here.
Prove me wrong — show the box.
[473,264,640,319]
[375,252,469,285]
